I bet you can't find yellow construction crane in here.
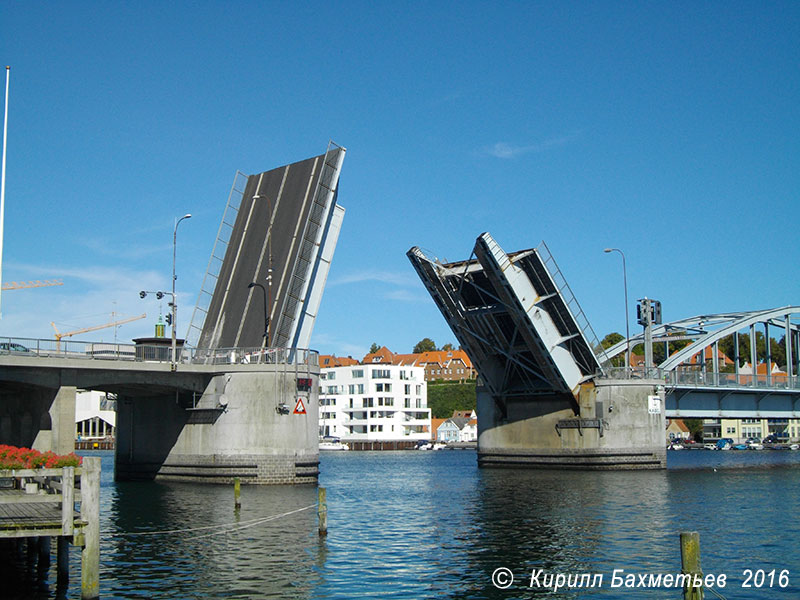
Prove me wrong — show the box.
[51,313,146,350]
[2,279,63,290]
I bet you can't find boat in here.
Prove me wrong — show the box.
[319,437,349,451]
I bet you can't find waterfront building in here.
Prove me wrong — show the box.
[666,418,690,443]
[75,390,116,440]
[318,363,431,442]
[703,417,800,442]
[435,414,478,443]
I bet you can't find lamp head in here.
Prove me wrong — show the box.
[604,248,613,253]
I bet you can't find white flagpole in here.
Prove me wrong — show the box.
[0,66,9,318]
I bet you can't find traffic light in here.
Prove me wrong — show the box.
[165,313,173,326]
[156,291,164,300]
[652,300,662,325]
[139,291,146,299]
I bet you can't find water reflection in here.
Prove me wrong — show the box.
[100,460,321,599]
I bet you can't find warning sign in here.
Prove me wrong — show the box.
[293,398,307,415]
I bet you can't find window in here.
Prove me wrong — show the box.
[357,384,365,394]
[328,372,336,380]
[349,384,355,394]
[404,384,411,394]
[372,369,391,379]
[405,398,411,408]
[416,385,422,395]
[376,383,392,392]
[352,369,364,378]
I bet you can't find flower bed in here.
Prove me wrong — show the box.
[0,444,82,469]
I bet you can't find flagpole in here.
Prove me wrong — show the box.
[0,66,9,318]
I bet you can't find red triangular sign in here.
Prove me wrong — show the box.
[293,398,307,415]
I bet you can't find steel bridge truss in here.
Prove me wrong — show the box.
[604,307,800,418]
[408,233,606,415]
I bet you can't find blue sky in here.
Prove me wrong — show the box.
[1,2,798,358]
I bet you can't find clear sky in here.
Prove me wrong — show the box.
[1,2,798,358]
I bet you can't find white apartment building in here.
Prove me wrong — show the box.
[319,364,431,441]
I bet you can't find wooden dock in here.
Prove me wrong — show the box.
[0,457,100,599]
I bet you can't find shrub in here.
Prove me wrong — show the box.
[0,444,82,469]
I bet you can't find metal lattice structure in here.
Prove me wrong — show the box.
[408,233,605,413]
[603,307,800,390]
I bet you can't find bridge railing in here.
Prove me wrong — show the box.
[601,366,800,390]
[0,337,319,368]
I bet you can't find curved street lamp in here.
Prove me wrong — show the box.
[604,247,630,376]
[171,214,191,370]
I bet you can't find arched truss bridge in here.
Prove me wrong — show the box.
[602,306,800,395]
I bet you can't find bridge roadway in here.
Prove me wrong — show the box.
[0,341,320,484]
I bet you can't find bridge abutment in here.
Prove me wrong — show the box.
[477,380,666,469]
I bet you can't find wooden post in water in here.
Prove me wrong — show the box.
[318,487,327,537]
[680,531,704,600]
[81,457,101,600]
[59,465,75,586]
[234,477,241,509]
[37,536,51,569]
[57,537,70,586]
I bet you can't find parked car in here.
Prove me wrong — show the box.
[716,438,734,450]
[0,342,30,354]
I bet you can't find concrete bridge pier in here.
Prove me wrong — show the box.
[0,380,76,456]
[115,369,319,485]
[477,379,666,469]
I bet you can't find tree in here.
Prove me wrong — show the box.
[369,343,380,354]
[413,338,437,353]
[599,332,625,367]
[441,343,454,351]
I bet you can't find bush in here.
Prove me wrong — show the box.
[428,380,477,418]
[0,444,82,469]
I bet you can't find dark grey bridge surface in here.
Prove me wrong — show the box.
[196,146,345,351]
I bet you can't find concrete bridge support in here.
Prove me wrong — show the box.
[115,370,319,484]
[0,382,76,455]
[477,379,666,469]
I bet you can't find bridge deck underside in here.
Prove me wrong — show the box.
[408,234,602,408]
[667,387,800,418]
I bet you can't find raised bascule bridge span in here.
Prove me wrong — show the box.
[409,232,799,470]
[0,143,346,485]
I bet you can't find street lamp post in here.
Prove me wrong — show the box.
[171,214,191,370]
[248,282,269,350]
[604,247,630,376]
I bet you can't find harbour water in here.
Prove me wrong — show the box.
[8,449,800,599]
